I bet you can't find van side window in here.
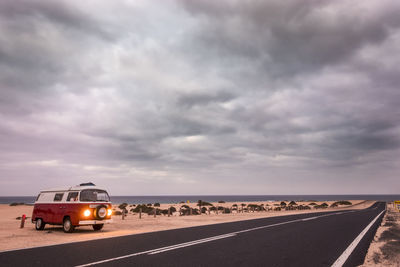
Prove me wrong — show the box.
[54,193,64,201]
[67,192,79,201]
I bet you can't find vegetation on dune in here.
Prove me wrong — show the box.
[288,201,297,206]
[314,203,329,209]
[308,202,317,206]
[131,204,154,214]
[10,203,25,206]
[154,202,160,207]
[280,201,287,207]
[118,203,128,212]
[180,206,200,216]
[148,209,162,215]
[218,200,226,203]
[197,200,213,206]
[169,206,177,213]
[223,207,231,214]
[247,204,265,211]
[332,201,352,206]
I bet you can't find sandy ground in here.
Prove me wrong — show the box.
[0,200,373,252]
[361,203,400,266]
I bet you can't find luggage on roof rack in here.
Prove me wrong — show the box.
[79,182,96,186]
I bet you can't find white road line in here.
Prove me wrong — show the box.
[75,210,355,267]
[148,233,237,255]
[331,208,385,267]
[75,234,236,267]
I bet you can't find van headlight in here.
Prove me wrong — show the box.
[84,209,91,217]
[107,209,112,216]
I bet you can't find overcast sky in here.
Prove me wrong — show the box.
[1,0,400,196]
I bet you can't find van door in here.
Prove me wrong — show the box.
[52,192,65,224]
[65,192,79,224]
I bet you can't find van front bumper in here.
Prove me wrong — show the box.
[78,219,113,225]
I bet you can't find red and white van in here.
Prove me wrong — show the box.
[32,183,112,233]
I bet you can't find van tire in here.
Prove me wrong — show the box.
[35,218,45,230]
[92,224,104,231]
[63,217,75,233]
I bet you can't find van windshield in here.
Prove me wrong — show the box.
[79,189,110,202]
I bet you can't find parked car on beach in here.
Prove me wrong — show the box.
[31,183,112,233]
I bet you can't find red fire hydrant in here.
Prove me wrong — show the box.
[20,214,26,228]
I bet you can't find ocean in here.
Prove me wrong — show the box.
[0,194,399,204]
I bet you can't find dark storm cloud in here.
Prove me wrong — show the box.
[0,1,114,40]
[177,91,236,108]
[179,0,400,76]
[0,0,400,195]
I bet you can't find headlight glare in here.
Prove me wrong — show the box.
[84,209,91,217]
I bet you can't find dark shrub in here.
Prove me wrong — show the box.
[114,210,123,215]
[289,201,297,206]
[148,209,162,215]
[248,204,264,211]
[197,200,213,206]
[280,201,287,206]
[10,203,24,206]
[274,207,281,211]
[181,204,190,209]
[118,203,128,210]
[217,206,224,211]
[169,206,177,213]
[223,208,231,214]
[332,201,352,206]
[154,203,160,207]
[147,203,152,206]
[209,206,216,211]
[180,207,199,216]
[201,207,207,213]
[309,202,317,206]
[315,203,329,209]
[232,204,238,207]
[218,200,225,203]
[131,204,154,213]
[160,209,169,215]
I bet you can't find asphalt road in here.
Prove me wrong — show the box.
[0,202,385,267]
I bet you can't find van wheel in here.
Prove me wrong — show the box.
[35,218,45,230]
[92,224,104,231]
[63,217,75,233]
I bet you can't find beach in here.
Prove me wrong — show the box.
[0,200,373,252]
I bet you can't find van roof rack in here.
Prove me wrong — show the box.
[79,182,96,186]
